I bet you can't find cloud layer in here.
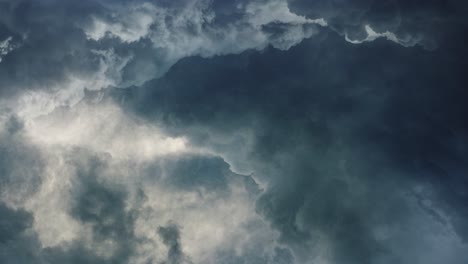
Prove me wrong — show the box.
[1,1,468,264]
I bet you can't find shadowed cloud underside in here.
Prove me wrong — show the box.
[0,1,468,264]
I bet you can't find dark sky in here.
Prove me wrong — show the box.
[0,1,467,263]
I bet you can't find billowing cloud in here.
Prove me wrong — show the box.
[0,0,327,108]
[1,1,468,264]
[288,0,468,50]
[158,222,192,264]
[110,24,468,263]
[0,36,16,62]
[345,24,417,46]
[0,98,284,263]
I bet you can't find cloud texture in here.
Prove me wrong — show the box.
[0,0,468,264]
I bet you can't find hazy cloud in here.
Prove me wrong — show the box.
[1,1,467,264]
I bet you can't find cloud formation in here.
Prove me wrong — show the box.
[0,97,282,263]
[1,1,468,264]
[158,222,192,264]
[112,23,468,263]
[288,0,468,49]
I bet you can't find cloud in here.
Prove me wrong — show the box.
[0,0,328,110]
[112,27,468,263]
[81,0,328,85]
[1,1,468,264]
[345,24,421,47]
[0,36,16,62]
[287,0,468,49]
[0,203,33,244]
[0,114,44,206]
[2,0,449,119]
[0,97,283,263]
[158,222,192,264]
[23,99,190,161]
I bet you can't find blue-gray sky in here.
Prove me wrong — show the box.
[0,1,467,263]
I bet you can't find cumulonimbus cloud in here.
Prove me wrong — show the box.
[1,1,467,264]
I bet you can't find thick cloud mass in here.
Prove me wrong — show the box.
[288,0,468,49]
[1,1,468,264]
[113,27,468,263]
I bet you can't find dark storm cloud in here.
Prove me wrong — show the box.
[213,245,295,264]
[0,0,463,99]
[0,203,33,244]
[0,203,43,264]
[288,0,468,49]
[124,149,263,198]
[0,146,134,263]
[0,115,44,203]
[161,155,232,192]
[1,148,142,264]
[1,1,468,263]
[111,18,468,262]
[131,151,260,195]
[0,204,114,264]
[0,0,103,96]
[0,0,326,99]
[158,222,192,264]
[69,153,138,263]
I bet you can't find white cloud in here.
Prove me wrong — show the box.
[345,25,422,47]
[81,0,327,86]
[3,49,131,120]
[0,36,15,63]
[245,0,327,27]
[86,4,155,43]
[0,98,281,263]
[25,100,191,161]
